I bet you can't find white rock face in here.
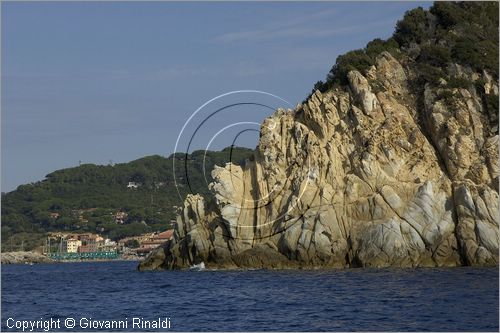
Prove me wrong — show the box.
[348,71,378,114]
[140,53,498,271]
[454,182,499,265]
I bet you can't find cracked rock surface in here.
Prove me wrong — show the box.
[139,52,498,271]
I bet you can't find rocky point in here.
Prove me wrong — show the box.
[139,50,499,271]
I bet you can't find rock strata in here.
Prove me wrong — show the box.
[140,52,498,271]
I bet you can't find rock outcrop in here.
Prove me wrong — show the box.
[1,251,53,264]
[139,51,498,271]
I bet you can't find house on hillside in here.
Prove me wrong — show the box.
[113,211,128,224]
[127,182,141,189]
[135,230,174,256]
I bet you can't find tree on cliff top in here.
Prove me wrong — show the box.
[312,1,498,95]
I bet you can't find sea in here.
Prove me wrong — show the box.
[1,261,498,331]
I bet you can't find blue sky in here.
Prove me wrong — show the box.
[1,1,430,192]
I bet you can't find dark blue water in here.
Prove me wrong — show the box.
[1,261,498,331]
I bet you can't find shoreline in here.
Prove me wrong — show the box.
[3,251,498,270]
[0,251,143,265]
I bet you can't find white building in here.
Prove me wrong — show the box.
[66,239,82,253]
[127,182,140,189]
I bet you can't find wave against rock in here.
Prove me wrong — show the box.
[139,52,498,271]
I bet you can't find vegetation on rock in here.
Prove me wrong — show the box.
[312,2,498,96]
[141,1,499,271]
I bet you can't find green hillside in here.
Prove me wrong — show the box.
[1,147,254,251]
[3,2,498,253]
[313,1,498,116]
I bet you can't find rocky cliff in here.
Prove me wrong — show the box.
[139,3,499,271]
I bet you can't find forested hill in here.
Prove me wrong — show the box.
[312,1,498,108]
[1,147,254,251]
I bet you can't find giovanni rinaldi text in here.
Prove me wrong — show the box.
[5,317,171,331]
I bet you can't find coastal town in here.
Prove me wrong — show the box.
[1,202,178,263]
[44,229,174,261]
